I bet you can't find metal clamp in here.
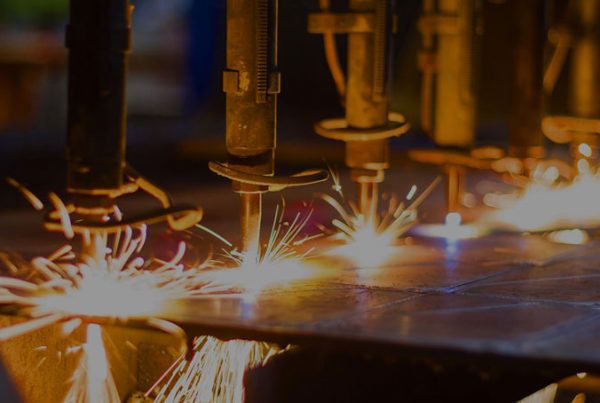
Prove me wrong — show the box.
[314,112,409,142]
[44,165,203,235]
[410,146,575,180]
[543,115,600,144]
[409,148,497,170]
[208,161,328,192]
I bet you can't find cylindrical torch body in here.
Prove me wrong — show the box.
[66,0,131,196]
[345,0,393,181]
[346,0,389,129]
[567,0,600,163]
[508,0,545,159]
[568,0,600,120]
[428,0,478,147]
[225,0,278,180]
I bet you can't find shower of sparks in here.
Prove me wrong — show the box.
[0,223,194,402]
[0,226,196,403]
[0,187,320,336]
[153,336,284,403]
[64,324,120,403]
[317,177,440,267]
[0,184,317,403]
[483,167,600,232]
[0,225,216,341]
[0,181,217,332]
[195,203,319,293]
[149,204,313,403]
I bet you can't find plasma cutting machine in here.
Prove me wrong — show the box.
[409,0,482,218]
[410,0,565,219]
[508,0,546,162]
[309,0,410,218]
[210,0,328,257]
[44,0,203,238]
[543,0,600,172]
[418,0,478,148]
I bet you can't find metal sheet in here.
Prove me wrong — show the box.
[2,176,600,374]
[159,234,600,373]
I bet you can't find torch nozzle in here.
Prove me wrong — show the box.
[240,193,262,262]
[357,182,379,224]
[446,165,464,214]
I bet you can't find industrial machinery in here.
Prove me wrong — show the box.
[543,0,600,172]
[309,0,409,217]
[415,0,545,164]
[44,0,202,240]
[410,0,557,218]
[410,0,481,218]
[0,3,200,401]
[3,1,600,402]
[210,0,328,257]
[508,0,546,162]
[418,0,478,148]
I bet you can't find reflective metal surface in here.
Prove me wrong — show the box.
[3,172,600,376]
[161,232,600,373]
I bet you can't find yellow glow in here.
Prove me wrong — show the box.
[484,171,600,231]
[319,179,440,268]
[221,215,315,290]
[194,204,320,293]
[326,196,415,268]
[32,268,169,319]
[547,229,589,245]
[0,226,216,339]
[197,258,317,294]
[0,201,321,347]
[330,233,398,268]
[413,212,484,240]
[29,232,205,319]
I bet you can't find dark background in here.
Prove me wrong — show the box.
[0,0,570,210]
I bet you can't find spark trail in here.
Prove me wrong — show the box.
[317,176,440,267]
[153,336,283,403]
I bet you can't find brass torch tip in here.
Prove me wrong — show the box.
[445,165,464,214]
[240,192,262,260]
[357,182,379,220]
